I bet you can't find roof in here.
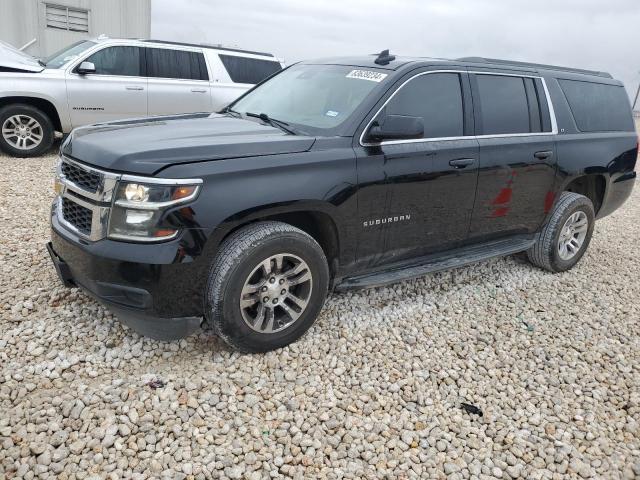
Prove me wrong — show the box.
[303,55,443,71]
[91,36,275,58]
[305,52,613,79]
[458,56,612,79]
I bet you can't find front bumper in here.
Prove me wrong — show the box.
[49,215,208,340]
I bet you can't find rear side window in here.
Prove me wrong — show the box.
[382,73,465,138]
[83,46,142,77]
[558,79,634,132]
[146,48,209,80]
[219,54,282,84]
[476,75,531,135]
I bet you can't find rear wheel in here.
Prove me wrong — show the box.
[0,104,54,157]
[527,192,595,272]
[205,221,329,352]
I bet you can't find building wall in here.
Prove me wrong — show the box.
[0,0,151,58]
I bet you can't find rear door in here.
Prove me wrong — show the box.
[468,72,557,239]
[146,47,212,116]
[65,45,147,127]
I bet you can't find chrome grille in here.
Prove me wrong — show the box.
[61,160,101,193]
[55,157,119,241]
[61,198,93,235]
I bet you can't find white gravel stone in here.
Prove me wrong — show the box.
[1,150,639,479]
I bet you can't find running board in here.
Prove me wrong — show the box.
[336,235,537,291]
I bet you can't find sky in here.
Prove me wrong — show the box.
[152,0,640,104]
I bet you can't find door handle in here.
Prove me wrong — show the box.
[191,88,207,93]
[125,86,144,91]
[534,150,553,160]
[449,158,476,168]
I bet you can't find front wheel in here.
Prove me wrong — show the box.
[0,104,54,157]
[527,192,595,272]
[205,221,329,352]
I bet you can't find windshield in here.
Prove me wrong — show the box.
[44,41,96,68]
[230,64,388,132]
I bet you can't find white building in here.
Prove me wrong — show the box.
[0,0,151,58]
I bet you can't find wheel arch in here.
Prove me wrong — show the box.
[0,95,63,132]
[560,173,607,215]
[206,202,345,279]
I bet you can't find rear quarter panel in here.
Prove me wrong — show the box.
[545,74,637,217]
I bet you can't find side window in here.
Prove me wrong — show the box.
[476,75,531,135]
[558,79,634,132]
[381,73,465,139]
[218,54,282,84]
[146,48,209,81]
[83,46,142,77]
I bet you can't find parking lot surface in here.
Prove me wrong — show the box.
[1,151,639,479]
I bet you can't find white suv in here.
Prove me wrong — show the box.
[0,37,284,157]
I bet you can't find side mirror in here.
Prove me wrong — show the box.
[77,61,96,75]
[367,114,424,142]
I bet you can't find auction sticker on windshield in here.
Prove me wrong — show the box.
[346,70,388,82]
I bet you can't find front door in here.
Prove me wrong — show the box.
[66,46,147,127]
[468,72,557,239]
[355,71,480,268]
[145,47,213,116]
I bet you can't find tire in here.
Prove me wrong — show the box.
[205,221,330,353]
[527,192,595,272]
[0,104,55,157]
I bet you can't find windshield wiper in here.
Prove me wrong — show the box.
[245,112,297,135]
[221,106,242,118]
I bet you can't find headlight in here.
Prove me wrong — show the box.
[108,178,201,242]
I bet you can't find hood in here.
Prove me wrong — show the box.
[62,113,317,175]
[0,40,44,72]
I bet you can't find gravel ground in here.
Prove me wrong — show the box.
[1,150,639,480]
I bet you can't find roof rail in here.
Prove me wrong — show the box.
[142,39,274,58]
[458,56,612,78]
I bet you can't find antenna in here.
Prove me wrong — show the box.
[633,81,640,112]
[374,49,395,66]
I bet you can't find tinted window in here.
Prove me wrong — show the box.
[559,79,634,132]
[83,46,142,76]
[147,48,209,80]
[382,73,464,138]
[476,75,531,134]
[219,54,282,84]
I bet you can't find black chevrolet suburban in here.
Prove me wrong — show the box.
[48,51,638,352]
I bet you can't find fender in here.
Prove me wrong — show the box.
[159,145,360,275]
[0,73,72,131]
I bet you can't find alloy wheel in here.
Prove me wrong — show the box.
[239,253,313,333]
[558,211,588,260]
[2,115,44,151]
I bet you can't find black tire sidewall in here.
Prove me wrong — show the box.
[0,105,54,157]
[548,199,595,272]
[216,233,329,352]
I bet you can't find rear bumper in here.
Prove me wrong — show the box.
[49,213,208,340]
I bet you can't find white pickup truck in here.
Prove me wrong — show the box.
[0,37,283,157]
